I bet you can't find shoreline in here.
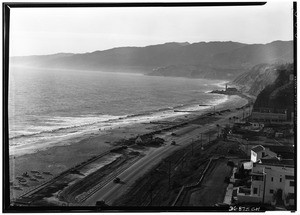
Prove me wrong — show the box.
[9,94,249,200]
[9,92,227,157]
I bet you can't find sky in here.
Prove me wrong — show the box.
[9,0,294,56]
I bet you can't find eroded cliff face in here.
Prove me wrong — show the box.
[232,64,281,96]
[253,64,294,111]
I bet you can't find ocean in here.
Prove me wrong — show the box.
[8,67,228,156]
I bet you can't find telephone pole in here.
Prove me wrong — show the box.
[201,133,203,149]
[166,160,172,190]
[191,142,194,155]
[149,172,154,205]
[191,138,194,155]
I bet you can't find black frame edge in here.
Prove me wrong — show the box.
[3,1,295,213]
[2,2,266,8]
[293,1,297,212]
[3,2,11,213]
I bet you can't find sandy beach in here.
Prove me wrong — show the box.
[9,94,249,200]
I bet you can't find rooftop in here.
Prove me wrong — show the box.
[266,146,294,159]
[251,145,265,153]
[266,145,294,154]
[259,158,294,167]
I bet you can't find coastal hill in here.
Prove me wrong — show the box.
[253,63,294,113]
[11,41,293,80]
[232,63,294,101]
[232,64,281,96]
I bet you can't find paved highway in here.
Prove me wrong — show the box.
[83,105,250,206]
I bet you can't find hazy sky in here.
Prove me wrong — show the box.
[9,1,294,56]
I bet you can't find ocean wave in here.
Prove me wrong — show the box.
[9,115,122,140]
[9,95,229,142]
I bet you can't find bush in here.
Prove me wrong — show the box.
[227,161,235,167]
[224,176,230,183]
[172,180,181,189]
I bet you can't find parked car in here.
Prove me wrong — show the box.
[113,177,121,183]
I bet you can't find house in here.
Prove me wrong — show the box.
[247,122,264,130]
[251,108,288,123]
[226,87,238,92]
[265,145,294,159]
[250,145,277,163]
[237,158,294,206]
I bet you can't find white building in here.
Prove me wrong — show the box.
[250,145,277,163]
[237,158,294,206]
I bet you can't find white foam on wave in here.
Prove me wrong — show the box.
[9,93,238,157]
[9,114,123,140]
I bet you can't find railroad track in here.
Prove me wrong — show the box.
[15,148,117,202]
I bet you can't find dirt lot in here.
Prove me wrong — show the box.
[184,159,232,206]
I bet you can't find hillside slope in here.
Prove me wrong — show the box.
[232,64,280,96]
[11,41,293,80]
[253,63,294,116]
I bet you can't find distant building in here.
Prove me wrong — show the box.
[251,108,288,123]
[265,145,294,160]
[240,122,264,131]
[250,145,277,163]
[226,87,238,92]
[225,84,238,92]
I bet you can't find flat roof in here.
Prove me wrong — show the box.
[251,145,265,153]
[259,158,294,167]
[266,145,294,154]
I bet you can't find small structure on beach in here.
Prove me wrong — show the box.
[210,84,239,95]
[135,136,143,145]
[225,83,238,92]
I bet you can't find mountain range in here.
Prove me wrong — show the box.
[10,40,293,80]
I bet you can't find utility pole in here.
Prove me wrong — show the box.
[249,103,251,117]
[149,172,153,205]
[181,155,185,172]
[201,133,203,149]
[150,185,153,206]
[262,169,267,204]
[191,141,194,155]
[217,125,220,137]
[167,160,172,190]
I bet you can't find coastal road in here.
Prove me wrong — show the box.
[83,128,204,206]
[83,104,250,206]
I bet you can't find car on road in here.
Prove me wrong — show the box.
[96,200,108,206]
[113,177,121,183]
